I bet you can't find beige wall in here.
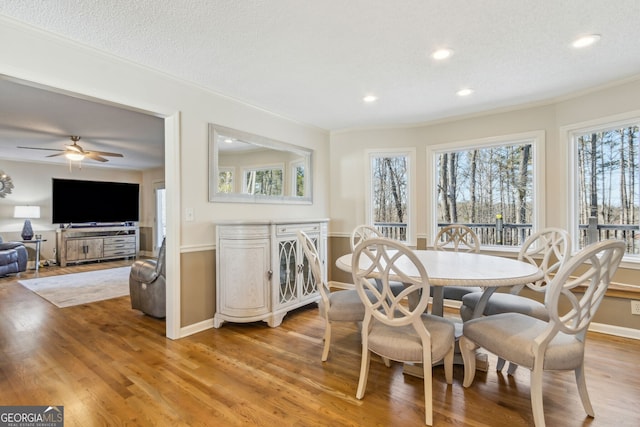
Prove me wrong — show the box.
[328,78,640,333]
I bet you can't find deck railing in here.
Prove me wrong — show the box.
[373,220,640,254]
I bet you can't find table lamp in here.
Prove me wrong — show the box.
[14,205,40,240]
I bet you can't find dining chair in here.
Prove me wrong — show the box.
[350,224,383,251]
[432,224,482,301]
[459,239,625,427]
[352,237,455,426]
[298,230,370,362]
[350,224,404,296]
[459,227,571,373]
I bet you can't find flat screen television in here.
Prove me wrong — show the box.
[52,178,140,225]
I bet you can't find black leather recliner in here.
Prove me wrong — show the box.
[129,237,166,318]
[0,237,28,276]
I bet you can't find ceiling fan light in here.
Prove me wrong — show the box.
[65,152,85,161]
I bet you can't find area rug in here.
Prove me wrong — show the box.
[18,267,131,308]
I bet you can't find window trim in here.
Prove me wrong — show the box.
[562,110,640,266]
[426,131,546,252]
[365,148,417,247]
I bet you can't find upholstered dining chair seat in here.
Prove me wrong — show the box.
[463,313,583,370]
[367,314,455,363]
[460,292,548,322]
[319,289,374,322]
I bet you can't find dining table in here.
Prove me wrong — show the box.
[335,248,544,373]
[336,249,544,317]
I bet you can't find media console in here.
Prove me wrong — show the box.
[56,225,139,267]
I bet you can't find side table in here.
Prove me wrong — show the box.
[20,239,46,272]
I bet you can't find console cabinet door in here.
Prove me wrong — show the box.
[275,225,321,309]
[84,239,104,259]
[65,238,103,261]
[218,237,271,318]
[299,233,320,301]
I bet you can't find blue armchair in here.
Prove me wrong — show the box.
[0,236,28,276]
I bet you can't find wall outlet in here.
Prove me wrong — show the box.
[631,300,640,316]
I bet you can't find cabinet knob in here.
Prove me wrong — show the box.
[268,270,273,279]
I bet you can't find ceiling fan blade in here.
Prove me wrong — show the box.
[46,152,66,158]
[84,152,109,162]
[66,144,84,153]
[17,146,64,152]
[90,150,124,157]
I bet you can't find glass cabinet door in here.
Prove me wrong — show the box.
[278,238,298,305]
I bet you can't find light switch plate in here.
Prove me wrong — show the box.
[185,207,194,222]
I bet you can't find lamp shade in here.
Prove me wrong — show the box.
[14,205,41,219]
[14,206,40,240]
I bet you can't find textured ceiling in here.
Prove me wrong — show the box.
[1,1,640,167]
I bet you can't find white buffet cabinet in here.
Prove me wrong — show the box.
[214,219,328,328]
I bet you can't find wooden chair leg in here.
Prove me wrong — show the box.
[459,336,477,387]
[530,364,546,427]
[422,349,433,426]
[507,361,519,375]
[356,347,371,399]
[321,320,331,362]
[575,364,595,417]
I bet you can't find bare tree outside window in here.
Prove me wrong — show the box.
[244,168,283,196]
[218,169,233,193]
[436,143,533,246]
[371,155,408,241]
[575,125,639,253]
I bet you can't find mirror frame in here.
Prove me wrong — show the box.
[208,123,313,204]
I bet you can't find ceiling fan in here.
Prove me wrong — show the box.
[18,135,124,163]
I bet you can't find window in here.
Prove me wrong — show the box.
[568,118,640,257]
[242,165,284,196]
[291,160,305,197]
[217,167,234,193]
[366,149,416,245]
[427,132,545,248]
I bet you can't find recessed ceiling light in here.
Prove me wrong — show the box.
[572,34,601,48]
[363,95,378,103]
[432,48,454,60]
[456,88,474,97]
[224,138,233,144]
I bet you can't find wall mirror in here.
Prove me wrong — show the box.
[209,123,313,204]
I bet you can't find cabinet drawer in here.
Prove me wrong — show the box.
[104,235,136,245]
[104,246,136,257]
[276,223,320,236]
[104,242,136,250]
[218,225,270,239]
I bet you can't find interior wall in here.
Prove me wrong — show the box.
[1,17,330,335]
[328,77,640,334]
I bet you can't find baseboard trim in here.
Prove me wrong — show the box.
[180,318,214,338]
[589,322,640,340]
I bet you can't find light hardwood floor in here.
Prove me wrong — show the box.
[1,261,639,426]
